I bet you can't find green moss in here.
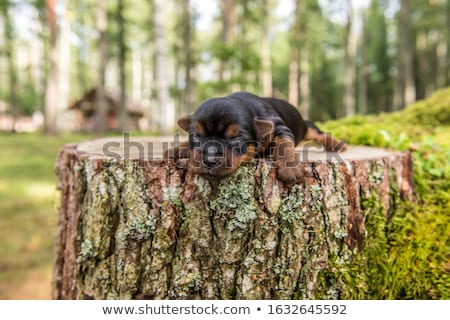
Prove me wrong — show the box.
[314,193,387,299]
[318,89,450,299]
[226,288,237,299]
[393,87,450,126]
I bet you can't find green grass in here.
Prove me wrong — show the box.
[0,132,93,298]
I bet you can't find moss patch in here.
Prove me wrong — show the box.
[319,88,450,299]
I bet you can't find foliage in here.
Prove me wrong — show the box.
[322,87,450,299]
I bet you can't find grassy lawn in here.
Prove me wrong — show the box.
[0,132,93,299]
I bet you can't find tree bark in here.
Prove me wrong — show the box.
[53,138,414,300]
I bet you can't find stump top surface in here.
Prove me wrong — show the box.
[76,136,394,162]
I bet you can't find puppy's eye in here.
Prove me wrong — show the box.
[225,124,240,139]
[194,122,206,137]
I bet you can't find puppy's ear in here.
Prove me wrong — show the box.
[178,115,192,132]
[255,118,274,139]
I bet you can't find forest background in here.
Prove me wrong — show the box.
[0,0,449,299]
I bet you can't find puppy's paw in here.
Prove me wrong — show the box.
[325,139,347,152]
[333,140,347,152]
[277,164,303,184]
[164,147,178,160]
[164,145,190,160]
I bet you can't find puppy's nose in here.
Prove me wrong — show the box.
[202,156,222,168]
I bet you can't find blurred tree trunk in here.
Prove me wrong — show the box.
[288,0,301,106]
[219,0,235,84]
[416,31,434,99]
[393,51,404,110]
[399,0,415,107]
[237,0,249,91]
[29,11,44,112]
[132,49,143,101]
[1,1,18,132]
[57,2,71,131]
[299,46,310,118]
[261,0,272,97]
[182,0,194,113]
[358,9,368,115]
[95,0,108,134]
[75,2,88,96]
[35,0,48,117]
[152,0,175,134]
[343,0,356,117]
[44,0,59,135]
[436,32,446,89]
[117,0,128,132]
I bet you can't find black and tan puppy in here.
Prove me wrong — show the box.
[165,92,345,184]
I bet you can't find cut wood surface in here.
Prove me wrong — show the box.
[53,136,414,299]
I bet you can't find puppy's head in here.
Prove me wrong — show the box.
[178,98,273,180]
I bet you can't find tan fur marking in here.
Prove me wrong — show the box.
[194,122,206,137]
[225,123,240,139]
[304,127,346,152]
[241,145,256,163]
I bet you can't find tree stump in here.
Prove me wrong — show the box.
[53,137,414,299]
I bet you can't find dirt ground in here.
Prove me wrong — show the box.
[0,268,52,300]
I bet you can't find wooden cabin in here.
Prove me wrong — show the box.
[69,88,145,131]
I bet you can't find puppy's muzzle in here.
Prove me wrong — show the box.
[202,145,223,168]
[202,157,222,168]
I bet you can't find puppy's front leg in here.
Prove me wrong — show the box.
[273,136,303,184]
[164,141,190,160]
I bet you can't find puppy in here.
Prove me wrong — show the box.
[165,92,345,184]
